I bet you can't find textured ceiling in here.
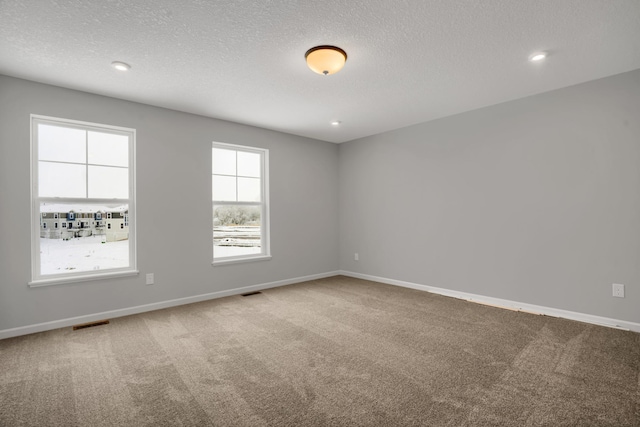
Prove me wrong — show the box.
[1,1,639,143]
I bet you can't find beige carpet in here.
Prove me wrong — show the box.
[1,276,639,426]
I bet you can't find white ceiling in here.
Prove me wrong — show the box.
[1,1,639,143]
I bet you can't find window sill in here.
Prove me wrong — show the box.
[28,270,139,288]
[212,255,272,266]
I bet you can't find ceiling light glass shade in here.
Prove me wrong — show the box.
[305,46,347,75]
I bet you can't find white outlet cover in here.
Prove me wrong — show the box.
[612,283,625,298]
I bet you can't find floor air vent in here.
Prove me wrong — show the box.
[73,320,110,330]
[241,291,262,297]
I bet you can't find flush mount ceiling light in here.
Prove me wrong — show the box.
[331,120,341,126]
[305,46,347,75]
[529,51,547,62]
[111,61,131,71]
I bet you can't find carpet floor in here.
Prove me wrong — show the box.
[1,275,639,426]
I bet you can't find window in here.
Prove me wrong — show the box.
[30,115,136,285]
[212,142,269,264]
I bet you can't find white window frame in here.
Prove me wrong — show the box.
[212,142,270,265]
[30,115,137,286]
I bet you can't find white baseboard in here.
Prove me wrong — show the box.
[0,271,340,340]
[339,270,640,333]
[5,270,638,339]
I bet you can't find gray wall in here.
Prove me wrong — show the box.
[339,69,640,324]
[2,68,639,333]
[0,75,339,331]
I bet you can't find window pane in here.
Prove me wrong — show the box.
[38,124,86,163]
[88,166,129,199]
[238,177,261,202]
[88,131,128,167]
[212,175,236,201]
[237,151,261,178]
[39,202,129,275]
[212,148,236,175]
[39,161,86,198]
[213,205,261,258]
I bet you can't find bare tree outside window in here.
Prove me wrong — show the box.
[212,143,269,262]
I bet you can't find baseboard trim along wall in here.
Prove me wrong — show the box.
[0,271,340,340]
[4,269,638,340]
[339,270,640,333]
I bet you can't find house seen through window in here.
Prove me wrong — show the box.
[31,115,136,284]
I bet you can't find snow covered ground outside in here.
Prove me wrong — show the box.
[214,225,261,258]
[214,246,261,258]
[40,224,262,274]
[40,236,128,275]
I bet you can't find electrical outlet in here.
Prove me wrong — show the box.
[612,283,625,298]
[354,253,359,261]
[146,273,155,285]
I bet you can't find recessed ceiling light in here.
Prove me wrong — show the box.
[111,61,131,71]
[529,52,547,62]
[331,120,341,126]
